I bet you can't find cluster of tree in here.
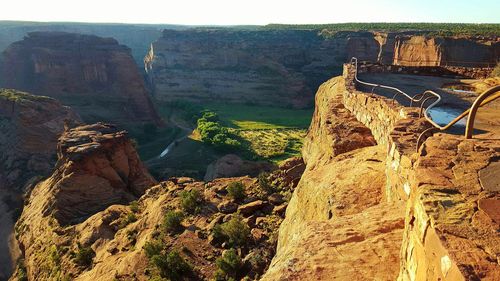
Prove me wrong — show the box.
[263,23,500,36]
[196,111,242,150]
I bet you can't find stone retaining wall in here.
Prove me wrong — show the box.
[356,61,493,79]
[343,63,429,202]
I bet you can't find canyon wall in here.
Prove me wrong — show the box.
[1,32,160,126]
[0,89,80,280]
[145,29,499,107]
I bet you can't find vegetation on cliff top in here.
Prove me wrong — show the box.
[0,88,54,103]
[262,23,500,36]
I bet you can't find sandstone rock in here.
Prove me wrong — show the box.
[262,203,405,281]
[1,32,161,125]
[273,204,288,216]
[0,89,81,192]
[204,154,276,181]
[268,193,284,205]
[251,228,266,243]
[238,200,265,216]
[217,201,238,214]
[206,214,225,231]
[0,89,81,275]
[302,77,377,165]
[269,157,306,191]
[244,215,258,229]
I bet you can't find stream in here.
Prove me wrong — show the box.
[158,120,193,159]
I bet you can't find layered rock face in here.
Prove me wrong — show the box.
[13,123,156,280]
[1,32,160,125]
[393,35,500,67]
[145,29,498,107]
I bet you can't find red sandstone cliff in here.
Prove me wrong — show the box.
[1,32,161,125]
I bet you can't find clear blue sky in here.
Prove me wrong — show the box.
[1,0,498,25]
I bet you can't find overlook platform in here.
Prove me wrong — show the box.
[358,72,500,138]
[342,62,500,280]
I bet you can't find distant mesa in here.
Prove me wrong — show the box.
[1,31,161,126]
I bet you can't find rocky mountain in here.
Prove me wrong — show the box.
[1,32,161,126]
[0,89,80,280]
[145,29,499,108]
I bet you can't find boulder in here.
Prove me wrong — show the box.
[238,200,265,216]
[217,201,238,214]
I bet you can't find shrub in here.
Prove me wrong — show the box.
[150,250,191,280]
[143,240,163,258]
[74,244,94,267]
[129,200,139,213]
[222,215,250,247]
[212,215,250,247]
[226,182,245,201]
[16,259,28,281]
[257,172,275,195]
[163,211,184,234]
[180,189,203,215]
[119,212,138,229]
[215,249,242,280]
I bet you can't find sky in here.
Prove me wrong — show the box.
[0,0,498,25]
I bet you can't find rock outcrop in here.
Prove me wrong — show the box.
[1,32,160,125]
[13,139,290,281]
[145,29,499,107]
[12,123,156,280]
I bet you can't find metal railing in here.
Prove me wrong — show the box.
[349,57,500,151]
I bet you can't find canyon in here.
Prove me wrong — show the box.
[0,22,498,281]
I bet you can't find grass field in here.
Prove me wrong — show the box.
[200,102,312,162]
[236,129,307,162]
[202,103,313,130]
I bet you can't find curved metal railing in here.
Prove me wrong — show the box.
[349,57,500,151]
[350,57,442,127]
